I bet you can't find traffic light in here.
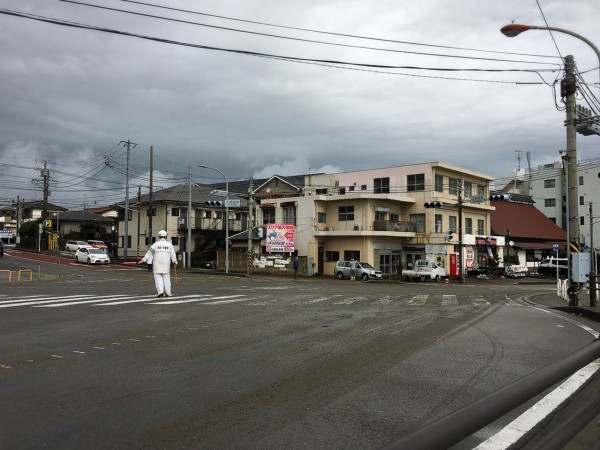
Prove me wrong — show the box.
[445,229,454,242]
[205,200,223,207]
[489,194,512,201]
[424,201,443,208]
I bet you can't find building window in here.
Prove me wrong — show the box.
[171,237,179,246]
[317,212,326,224]
[435,214,442,233]
[477,184,484,197]
[120,235,131,248]
[374,177,390,194]
[579,176,584,185]
[580,196,584,205]
[464,181,472,198]
[348,185,355,191]
[580,216,585,225]
[435,175,444,193]
[316,188,328,195]
[477,219,484,235]
[544,179,556,188]
[410,213,426,233]
[325,251,339,262]
[338,206,354,221]
[449,215,457,232]
[283,207,296,225]
[545,198,556,207]
[465,218,473,235]
[171,208,180,216]
[339,187,346,195]
[146,208,156,217]
[449,177,460,195]
[361,184,367,191]
[344,250,360,260]
[262,207,276,225]
[407,174,425,192]
[375,210,387,221]
[549,217,556,223]
[390,213,399,222]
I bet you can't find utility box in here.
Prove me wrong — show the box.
[571,252,591,283]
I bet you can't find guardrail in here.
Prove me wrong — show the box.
[0,269,35,283]
[382,339,600,450]
[0,269,12,282]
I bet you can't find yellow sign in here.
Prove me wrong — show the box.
[43,219,53,228]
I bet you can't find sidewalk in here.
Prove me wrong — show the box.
[522,284,600,322]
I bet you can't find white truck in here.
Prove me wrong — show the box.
[403,260,443,282]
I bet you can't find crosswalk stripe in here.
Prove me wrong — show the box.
[33,295,148,308]
[148,295,245,305]
[97,294,213,306]
[408,295,428,305]
[0,295,93,307]
[473,297,491,306]
[442,294,458,306]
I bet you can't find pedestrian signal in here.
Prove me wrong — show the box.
[445,229,454,242]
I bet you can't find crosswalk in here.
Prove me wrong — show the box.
[0,293,493,309]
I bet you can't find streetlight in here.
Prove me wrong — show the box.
[199,164,229,274]
[501,23,600,306]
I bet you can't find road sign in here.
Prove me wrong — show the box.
[225,199,240,207]
[43,219,52,228]
[470,195,485,204]
[553,244,559,252]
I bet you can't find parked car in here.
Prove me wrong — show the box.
[403,260,442,282]
[537,258,568,277]
[87,240,108,252]
[335,260,383,281]
[65,240,91,252]
[74,247,110,264]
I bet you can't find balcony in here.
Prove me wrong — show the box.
[373,220,416,232]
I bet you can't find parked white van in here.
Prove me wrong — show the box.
[537,258,568,276]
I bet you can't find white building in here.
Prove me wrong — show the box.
[498,159,600,251]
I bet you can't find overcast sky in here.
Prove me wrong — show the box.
[1,0,599,209]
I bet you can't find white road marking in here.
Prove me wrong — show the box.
[408,295,428,305]
[472,297,491,306]
[441,294,458,306]
[475,305,600,449]
[148,295,245,305]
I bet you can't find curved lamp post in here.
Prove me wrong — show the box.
[199,164,229,274]
[501,24,600,306]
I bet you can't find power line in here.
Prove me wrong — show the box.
[61,0,561,66]
[0,8,558,85]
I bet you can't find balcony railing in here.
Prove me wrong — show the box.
[373,220,416,232]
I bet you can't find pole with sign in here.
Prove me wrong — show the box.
[553,244,559,282]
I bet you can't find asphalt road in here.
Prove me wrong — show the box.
[1,251,599,449]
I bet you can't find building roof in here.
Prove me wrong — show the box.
[52,210,114,223]
[490,201,566,248]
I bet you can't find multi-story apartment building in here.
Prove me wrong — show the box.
[253,162,497,277]
[502,159,600,251]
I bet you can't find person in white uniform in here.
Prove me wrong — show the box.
[138,230,178,297]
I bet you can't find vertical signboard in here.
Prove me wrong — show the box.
[266,224,295,253]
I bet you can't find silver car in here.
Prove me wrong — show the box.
[335,261,383,281]
[75,247,110,265]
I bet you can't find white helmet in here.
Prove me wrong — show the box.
[158,230,167,237]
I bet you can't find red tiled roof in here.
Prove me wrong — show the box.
[490,201,566,241]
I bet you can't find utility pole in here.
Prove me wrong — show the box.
[149,146,154,245]
[564,56,581,306]
[590,201,597,307]
[247,177,254,277]
[41,160,49,219]
[458,181,464,284]
[121,140,137,261]
[187,165,192,269]
[137,186,141,259]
